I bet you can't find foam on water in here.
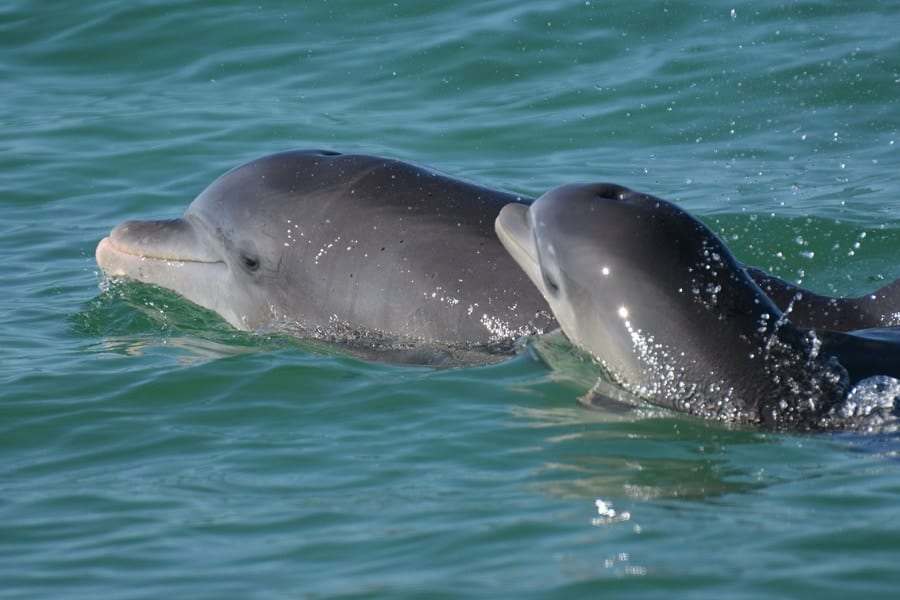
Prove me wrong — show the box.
[836,376,900,433]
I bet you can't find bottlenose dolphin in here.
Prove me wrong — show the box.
[95,148,900,372]
[496,182,900,430]
[96,150,557,359]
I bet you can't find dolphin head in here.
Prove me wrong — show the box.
[96,150,342,330]
[497,182,849,427]
[96,149,557,351]
[497,183,665,383]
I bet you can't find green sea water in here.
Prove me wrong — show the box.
[3,1,900,597]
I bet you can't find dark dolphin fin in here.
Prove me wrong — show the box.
[746,266,900,331]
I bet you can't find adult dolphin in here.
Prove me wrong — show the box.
[96,150,557,360]
[496,182,900,430]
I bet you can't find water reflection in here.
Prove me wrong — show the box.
[71,281,282,364]
[529,423,770,502]
[520,332,778,502]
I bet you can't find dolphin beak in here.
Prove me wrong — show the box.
[495,203,546,296]
[95,217,244,327]
[96,217,222,276]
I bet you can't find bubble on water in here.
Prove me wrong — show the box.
[592,498,631,526]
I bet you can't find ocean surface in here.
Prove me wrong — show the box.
[3,1,900,597]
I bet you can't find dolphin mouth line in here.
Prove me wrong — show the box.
[98,236,223,264]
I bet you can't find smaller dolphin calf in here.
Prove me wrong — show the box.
[496,183,900,430]
[96,150,556,360]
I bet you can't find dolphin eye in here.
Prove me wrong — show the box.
[241,253,260,272]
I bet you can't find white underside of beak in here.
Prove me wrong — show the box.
[495,203,547,297]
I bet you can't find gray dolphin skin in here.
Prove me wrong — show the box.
[96,150,557,358]
[496,183,900,430]
[743,266,900,331]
